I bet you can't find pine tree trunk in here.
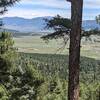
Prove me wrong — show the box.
[68,0,83,100]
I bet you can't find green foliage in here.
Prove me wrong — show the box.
[0,32,18,99]
[0,33,67,100]
[41,15,100,43]
[0,84,8,100]
[80,82,100,100]
[0,32,17,72]
[41,15,71,41]
[0,32,100,100]
[0,0,20,14]
[21,53,100,100]
[45,15,71,30]
[23,53,100,82]
[8,59,45,100]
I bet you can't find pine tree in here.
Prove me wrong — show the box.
[41,15,100,41]
[0,32,17,99]
[66,1,83,100]
[0,0,20,14]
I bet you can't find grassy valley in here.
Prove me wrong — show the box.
[14,35,100,60]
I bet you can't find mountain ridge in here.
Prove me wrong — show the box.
[1,16,100,34]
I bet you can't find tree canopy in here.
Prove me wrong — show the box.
[0,0,20,14]
[41,15,100,42]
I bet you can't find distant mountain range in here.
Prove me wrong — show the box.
[82,20,100,30]
[2,16,52,33]
[1,16,100,35]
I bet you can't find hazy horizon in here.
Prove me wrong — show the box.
[0,16,98,21]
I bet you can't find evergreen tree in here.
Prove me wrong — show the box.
[66,1,83,100]
[42,15,100,42]
[96,15,100,24]
[0,32,18,99]
[0,0,20,14]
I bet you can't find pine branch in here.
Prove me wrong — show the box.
[0,0,20,14]
[42,15,100,41]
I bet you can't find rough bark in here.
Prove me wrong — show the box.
[68,0,83,100]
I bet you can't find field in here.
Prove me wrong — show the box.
[14,36,100,60]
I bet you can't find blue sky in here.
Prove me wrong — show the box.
[1,0,100,20]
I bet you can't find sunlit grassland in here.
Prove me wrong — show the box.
[14,36,100,60]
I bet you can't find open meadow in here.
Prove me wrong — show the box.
[14,36,100,60]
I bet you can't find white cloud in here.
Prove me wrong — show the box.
[20,0,70,9]
[1,8,71,19]
[20,0,100,9]
[0,0,100,20]
[84,0,100,9]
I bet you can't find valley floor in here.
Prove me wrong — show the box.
[14,36,100,60]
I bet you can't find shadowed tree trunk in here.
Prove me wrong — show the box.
[67,0,83,100]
